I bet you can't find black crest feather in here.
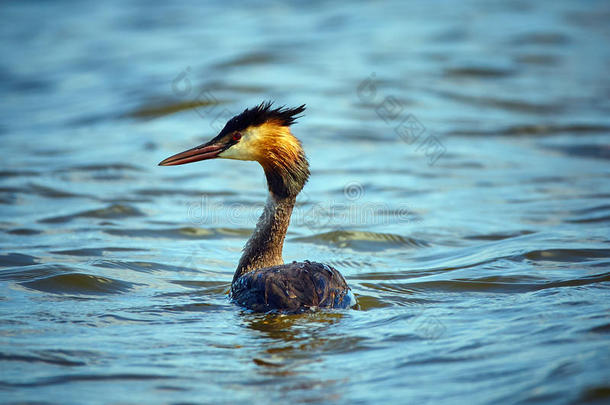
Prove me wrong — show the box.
[219,101,306,136]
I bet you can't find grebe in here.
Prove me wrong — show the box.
[159,102,356,312]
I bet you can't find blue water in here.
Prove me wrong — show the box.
[1,1,609,404]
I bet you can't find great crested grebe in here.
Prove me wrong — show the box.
[159,102,356,312]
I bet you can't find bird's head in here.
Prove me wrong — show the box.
[159,102,310,199]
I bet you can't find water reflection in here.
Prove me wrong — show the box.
[241,311,349,402]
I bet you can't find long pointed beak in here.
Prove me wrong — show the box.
[158,142,225,166]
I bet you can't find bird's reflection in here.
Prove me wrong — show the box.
[243,310,343,340]
[239,310,348,401]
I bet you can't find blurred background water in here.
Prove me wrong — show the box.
[1,0,609,404]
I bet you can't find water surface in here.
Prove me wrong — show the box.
[1,1,609,404]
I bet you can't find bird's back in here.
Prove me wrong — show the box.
[230,261,356,313]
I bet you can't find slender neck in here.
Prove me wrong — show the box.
[231,128,309,283]
[233,193,296,282]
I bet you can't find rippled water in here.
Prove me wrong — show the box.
[1,1,610,404]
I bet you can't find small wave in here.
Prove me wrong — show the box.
[51,247,146,257]
[465,230,535,241]
[252,357,285,368]
[327,258,374,270]
[5,228,43,235]
[449,123,610,137]
[157,302,227,312]
[39,204,145,224]
[511,31,569,46]
[206,81,267,94]
[0,264,69,282]
[0,253,39,268]
[1,183,94,204]
[127,99,223,119]
[0,373,173,388]
[431,89,563,114]
[353,294,393,310]
[92,259,201,274]
[135,187,216,197]
[523,248,610,263]
[213,51,278,69]
[570,203,610,216]
[352,270,429,281]
[546,144,610,161]
[53,163,144,173]
[444,66,515,78]
[567,215,610,224]
[97,314,151,324]
[0,351,87,367]
[0,186,19,204]
[0,169,38,178]
[20,273,135,295]
[588,323,610,334]
[292,230,429,251]
[104,226,251,240]
[28,183,89,199]
[168,280,229,292]
[391,272,610,294]
[157,285,230,300]
[514,53,559,66]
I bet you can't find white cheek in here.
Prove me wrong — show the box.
[218,130,262,161]
[218,140,257,161]
[218,144,245,160]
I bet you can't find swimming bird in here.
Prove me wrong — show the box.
[159,102,356,312]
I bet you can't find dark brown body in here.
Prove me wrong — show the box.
[230,261,355,313]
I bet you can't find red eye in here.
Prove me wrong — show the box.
[232,132,242,141]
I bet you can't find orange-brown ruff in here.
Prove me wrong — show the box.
[159,102,356,313]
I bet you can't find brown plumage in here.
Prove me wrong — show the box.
[159,102,356,313]
[230,261,354,313]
